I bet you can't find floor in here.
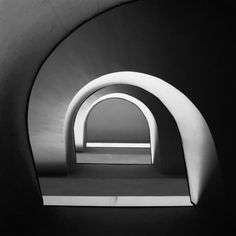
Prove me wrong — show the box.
[39,147,189,206]
[39,164,189,196]
[76,147,152,164]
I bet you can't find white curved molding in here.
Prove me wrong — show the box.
[64,71,222,205]
[74,92,159,164]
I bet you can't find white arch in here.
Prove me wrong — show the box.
[74,92,159,164]
[64,71,222,205]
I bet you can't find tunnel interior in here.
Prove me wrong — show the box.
[1,0,233,234]
[27,0,222,207]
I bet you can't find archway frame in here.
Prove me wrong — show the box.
[74,91,159,164]
[64,71,222,205]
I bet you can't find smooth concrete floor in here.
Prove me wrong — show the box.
[39,164,189,196]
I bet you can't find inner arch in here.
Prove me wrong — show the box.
[74,92,159,164]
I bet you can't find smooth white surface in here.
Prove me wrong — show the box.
[86,142,150,148]
[65,71,220,205]
[43,195,193,207]
[74,93,158,164]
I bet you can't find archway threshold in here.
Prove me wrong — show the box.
[86,142,150,148]
[43,196,193,207]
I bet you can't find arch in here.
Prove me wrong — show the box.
[74,92,159,164]
[64,71,222,205]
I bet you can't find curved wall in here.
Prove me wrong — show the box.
[0,0,132,212]
[25,0,225,204]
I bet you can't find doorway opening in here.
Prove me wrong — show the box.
[75,97,152,165]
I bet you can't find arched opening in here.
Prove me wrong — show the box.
[76,96,153,164]
[74,92,159,164]
[64,71,221,205]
